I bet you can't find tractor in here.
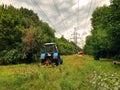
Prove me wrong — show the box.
[40,43,63,66]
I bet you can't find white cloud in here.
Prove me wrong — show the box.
[0,0,110,48]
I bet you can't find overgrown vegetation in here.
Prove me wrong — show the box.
[0,5,80,65]
[0,55,119,90]
[89,71,120,90]
[84,0,120,60]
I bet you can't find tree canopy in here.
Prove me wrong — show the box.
[0,5,80,64]
[84,0,120,60]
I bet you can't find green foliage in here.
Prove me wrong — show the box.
[0,5,79,64]
[0,5,24,50]
[112,55,120,61]
[107,0,120,55]
[84,36,94,55]
[0,5,55,64]
[19,7,40,28]
[55,36,80,55]
[0,49,25,64]
[84,0,120,59]
[84,6,111,59]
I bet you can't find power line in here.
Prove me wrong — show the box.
[53,0,85,27]
[77,0,80,28]
[85,0,92,25]
[30,0,44,18]
[54,12,77,26]
[71,0,94,46]
[30,0,56,29]
[92,0,98,10]
[71,0,80,46]
[52,0,67,31]
[75,0,87,30]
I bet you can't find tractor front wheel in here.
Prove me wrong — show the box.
[55,59,63,66]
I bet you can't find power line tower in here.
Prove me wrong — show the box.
[70,0,81,46]
[71,27,80,46]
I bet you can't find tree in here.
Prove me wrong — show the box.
[84,36,94,55]
[0,5,80,64]
[0,5,23,50]
[22,29,38,63]
[55,36,80,55]
[84,6,111,60]
[108,0,120,55]
[84,0,120,60]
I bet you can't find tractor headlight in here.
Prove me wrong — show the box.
[40,53,46,59]
[53,52,58,59]
[47,53,51,56]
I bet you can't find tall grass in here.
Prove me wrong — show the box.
[0,55,120,90]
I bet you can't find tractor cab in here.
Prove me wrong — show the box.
[40,43,63,66]
[44,43,58,53]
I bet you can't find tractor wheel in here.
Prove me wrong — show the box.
[41,59,46,64]
[55,59,63,66]
[60,58,63,64]
[55,59,60,66]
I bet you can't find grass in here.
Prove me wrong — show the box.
[0,54,120,90]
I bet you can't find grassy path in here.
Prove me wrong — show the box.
[0,55,120,90]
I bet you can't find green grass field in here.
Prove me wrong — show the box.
[0,55,120,90]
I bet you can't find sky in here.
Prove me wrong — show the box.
[0,0,110,48]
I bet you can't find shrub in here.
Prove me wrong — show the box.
[113,55,120,61]
[1,49,25,64]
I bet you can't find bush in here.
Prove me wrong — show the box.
[113,55,120,61]
[1,49,25,65]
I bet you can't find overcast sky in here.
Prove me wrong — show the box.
[0,0,110,47]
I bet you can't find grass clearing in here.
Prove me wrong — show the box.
[0,55,120,90]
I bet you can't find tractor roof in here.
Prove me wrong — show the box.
[44,43,57,46]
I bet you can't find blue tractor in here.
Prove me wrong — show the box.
[40,43,63,66]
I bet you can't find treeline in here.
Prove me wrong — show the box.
[84,0,120,60]
[0,5,80,65]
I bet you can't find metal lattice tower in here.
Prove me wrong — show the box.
[71,0,80,46]
[71,27,80,46]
